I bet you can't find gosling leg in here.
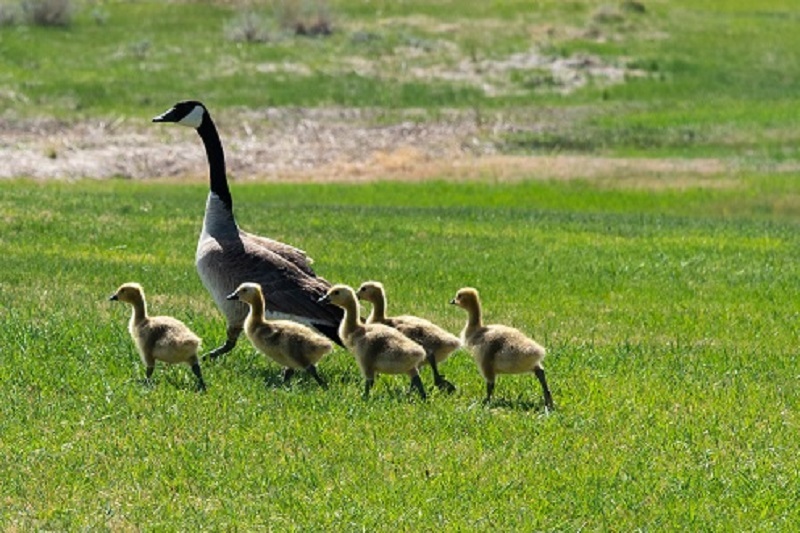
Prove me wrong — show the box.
[484,380,495,403]
[190,361,206,391]
[144,365,155,387]
[534,367,554,410]
[282,368,296,385]
[305,365,328,390]
[363,378,375,399]
[427,351,455,393]
[409,373,427,400]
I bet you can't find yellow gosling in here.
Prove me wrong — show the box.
[109,282,206,391]
[319,284,426,399]
[357,281,460,392]
[450,287,553,409]
[226,282,332,389]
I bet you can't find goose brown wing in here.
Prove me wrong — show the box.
[234,234,342,328]
[240,230,317,277]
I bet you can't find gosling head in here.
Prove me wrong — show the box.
[355,281,384,303]
[318,284,357,309]
[450,287,480,310]
[225,282,263,304]
[152,100,208,129]
[109,282,145,304]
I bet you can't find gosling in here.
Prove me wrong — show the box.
[226,282,331,389]
[450,287,553,409]
[319,284,427,399]
[109,282,206,391]
[356,281,460,392]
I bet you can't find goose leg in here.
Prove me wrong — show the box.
[534,367,554,410]
[426,351,455,393]
[204,339,236,360]
[204,326,242,360]
[305,365,328,390]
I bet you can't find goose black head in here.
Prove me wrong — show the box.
[152,100,207,129]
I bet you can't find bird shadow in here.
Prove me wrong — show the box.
[480,397,554,413]
[161,373,206,393]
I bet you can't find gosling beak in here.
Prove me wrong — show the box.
[109,294,119,301]
[318,294,330,304]
[225,292,239,301]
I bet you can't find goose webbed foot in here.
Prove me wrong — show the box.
[203,339,237,361]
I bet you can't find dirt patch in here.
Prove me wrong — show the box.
[0,107,751,186]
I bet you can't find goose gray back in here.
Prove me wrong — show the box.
[153,101,343,359]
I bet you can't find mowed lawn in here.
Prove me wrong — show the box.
[1,177,799,529]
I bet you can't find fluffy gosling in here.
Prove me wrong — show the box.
[226,282,331,389]
[450,287,553,409]
[109,282,206,391]
[356,281,460,392]
[319,284,427,399]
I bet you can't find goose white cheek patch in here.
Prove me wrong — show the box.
[178,105,205,128]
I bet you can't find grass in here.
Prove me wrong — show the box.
[1,0,799,161]
[2,0,800,529]
[2,177,800,529]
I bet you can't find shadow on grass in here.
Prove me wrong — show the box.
[482,396,553,413]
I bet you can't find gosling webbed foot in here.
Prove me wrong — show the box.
[306,365,328,390]
[363,378,374,399]
[410,374,427,400]
[191,362,207,392]
[434,376,457,394]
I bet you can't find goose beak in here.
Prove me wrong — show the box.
[152,107,177,123]
[225,292,239,301]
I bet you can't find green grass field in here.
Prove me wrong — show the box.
[3,178,800,529]
[2,0,800,530]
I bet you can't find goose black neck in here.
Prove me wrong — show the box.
[197,116,233,212]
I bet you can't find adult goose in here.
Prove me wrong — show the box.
[153,101,343,359]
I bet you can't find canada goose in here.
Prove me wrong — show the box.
[356,281,460,392]
[152,101,342,360]
[226,282,331,388]
[450,287,553,409]
[109,282,206,391]
[319,284,427,399]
